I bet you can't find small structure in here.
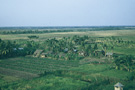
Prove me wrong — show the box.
[86,41,95,44]
[40,53,47,58]
[64,48,68,52]
[106,52,113,57]
[114,82,124,90]
[73,49,77,52]
[78,51,85,56]
[18,48,24,50]
[13,48,17,51]
[33,50,43,57]
[13,48,24,51]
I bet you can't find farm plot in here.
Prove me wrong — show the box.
[0,57,134,90]
[0,57,79,78]
[0,67,38,79]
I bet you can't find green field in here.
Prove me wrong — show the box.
[1,30,135,40]
[0,28,135,90]
[0,57,134,90]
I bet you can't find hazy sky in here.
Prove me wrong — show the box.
[0,0,135,26]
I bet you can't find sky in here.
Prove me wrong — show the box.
[0,0,135,27]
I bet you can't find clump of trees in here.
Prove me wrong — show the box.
[0,39,38,59]
[40,36,106,60]
[0,39,15,58]
[28,35,39,39]
[114,55,135,72]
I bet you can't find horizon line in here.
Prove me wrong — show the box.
[0,25,135,28]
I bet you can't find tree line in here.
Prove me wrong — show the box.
[0,39,38,59]
[0,26,133,35]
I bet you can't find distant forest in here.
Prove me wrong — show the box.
[0,26,135,34]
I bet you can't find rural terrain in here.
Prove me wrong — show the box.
[0,26,135,90]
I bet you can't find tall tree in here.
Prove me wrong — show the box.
[114,55,134,72]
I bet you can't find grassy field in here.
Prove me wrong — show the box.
[0,57,134,90]
[1,30,135,41]
[0,57,79,74]
[0,75,90,90]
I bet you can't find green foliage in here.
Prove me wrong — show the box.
[0,28,135,90]
[114,55,135,72]
[0,26,134,35]
[0,57,135,90]
[0,39,39,59]
[0,39,16,58]
[0,57,79,74]
[0,75,89,90]
[28,35,39,39]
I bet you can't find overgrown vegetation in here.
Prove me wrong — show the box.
[0,27,135,90]
[0,39,38,59]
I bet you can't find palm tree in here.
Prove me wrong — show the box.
[103,44,107,56]
[114,55,134,72]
